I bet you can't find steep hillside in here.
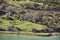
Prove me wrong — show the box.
[0,0,60,32]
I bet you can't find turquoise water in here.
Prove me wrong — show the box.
[0,36,60,40]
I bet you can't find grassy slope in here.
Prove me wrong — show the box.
[6,0,60,8]
[6,0,43,6]
[0,0,44,32]
[1,0,59,32]
[0,18,43,32]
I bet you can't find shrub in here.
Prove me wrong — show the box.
[6,16,15,20]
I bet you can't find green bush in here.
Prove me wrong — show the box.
[6,16,15,20]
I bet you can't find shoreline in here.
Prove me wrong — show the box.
[0,31,60,38]
[0,34,60,38]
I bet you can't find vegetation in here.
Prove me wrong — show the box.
[5,0,60,10]
[0,0,60,34]
[0,18,43,32]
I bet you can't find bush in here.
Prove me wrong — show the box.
[6,16,15,20]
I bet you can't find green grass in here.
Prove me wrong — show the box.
[6,0,44,6]
[6,0,60,9]
[0,18,43,32]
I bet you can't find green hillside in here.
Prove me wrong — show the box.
[0,0,60,33]
[0,17,43,32]
[6,0,60,9]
